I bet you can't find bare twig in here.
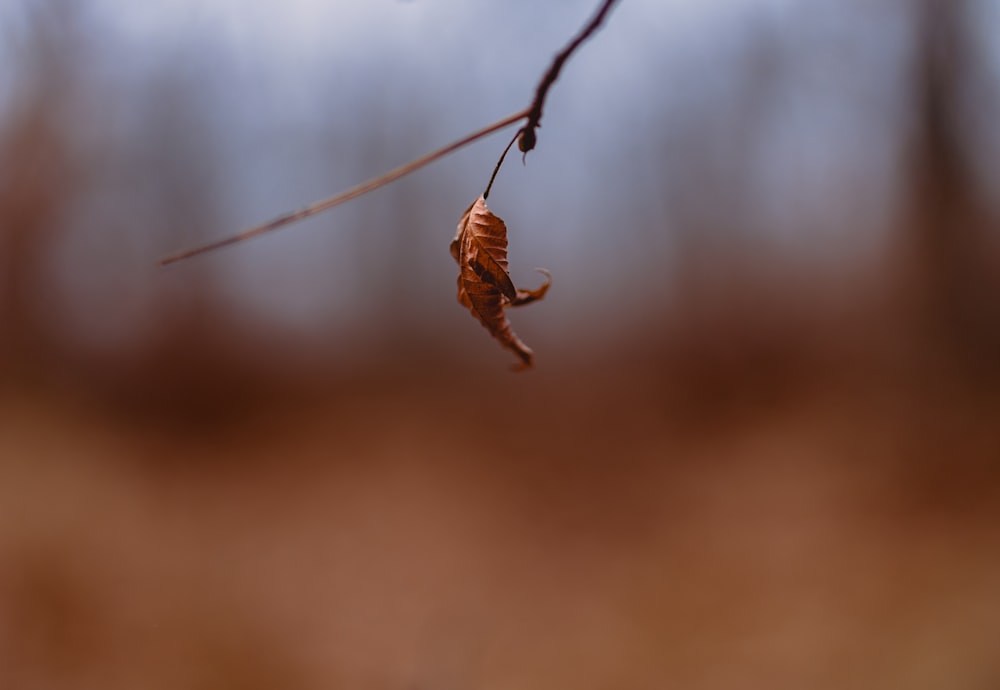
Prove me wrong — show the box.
[159,0,621,266]
[159,108,529,265]
[516,0,621,155]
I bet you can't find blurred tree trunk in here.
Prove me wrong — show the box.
[902,0,1000,384]
[0,113,70,382]
[0,2,81,388]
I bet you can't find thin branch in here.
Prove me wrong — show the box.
[517,0,621,155]
[159,108,529,266]
[159,0,620,266]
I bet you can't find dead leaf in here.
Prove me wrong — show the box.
[450,196,551,369]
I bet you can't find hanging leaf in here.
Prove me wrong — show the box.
[450,196,551,369]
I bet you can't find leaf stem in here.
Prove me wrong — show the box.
[483,131,520,200]
[159,108,530,266]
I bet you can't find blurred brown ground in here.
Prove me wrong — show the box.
[2,1,1000,689]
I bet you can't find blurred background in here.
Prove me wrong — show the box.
[2,0,999,688]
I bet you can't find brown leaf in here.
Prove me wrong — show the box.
[450,196,551,369]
